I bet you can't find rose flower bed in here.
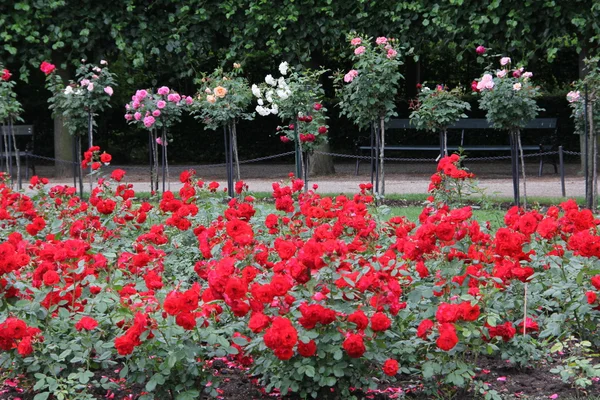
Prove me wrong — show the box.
[2,153,600,400]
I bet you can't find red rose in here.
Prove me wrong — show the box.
[297,340,317,357]
[17,336,33,356]
[248,312,270,333]
[475,45,486,55]
[417,319,434,339]
[42,270,60,286]
[370,312,391,332]
[586,291,597,304]
[40,61,56,75]
[114,333,136,355]
[471,80,479,92]
[1,69,11,81]
[460,302,480,322]
[100,152,112,164]
[3,318,28,339]
[416,83,422,89]
[111,169,126,182]
[175,312,196,330]
[313,103,322,111]
[343,333,366,358]
[91,162,101,171]
[382,359,399,376]
[318,126,328,134]
[304,115,313,123]
[75,316,98,331]
[436,303,459,323]
[436,323,458,351]
[592,275,600,290]
[348,309,369,330]
[517,317,539,333]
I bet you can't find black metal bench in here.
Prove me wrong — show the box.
[356,118,558,176]
[0,125,36,181]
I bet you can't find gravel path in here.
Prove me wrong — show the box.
[27,160,585,199]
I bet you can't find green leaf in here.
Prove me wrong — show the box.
[34,393,50,400]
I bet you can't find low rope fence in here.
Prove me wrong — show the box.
[0,147,588,198]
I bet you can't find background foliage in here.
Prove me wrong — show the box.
[0,0,597,163]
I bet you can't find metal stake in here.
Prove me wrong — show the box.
[559,146,566,197]
[509,130,520,207]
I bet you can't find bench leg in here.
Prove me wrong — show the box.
[355,159,360,176]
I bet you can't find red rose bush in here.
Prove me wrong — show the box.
[1,157,600,398]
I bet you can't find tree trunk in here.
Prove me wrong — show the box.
[309,141,335,176]
[53,63,74,178]
[54,114,75,178]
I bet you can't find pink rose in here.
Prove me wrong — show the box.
[132,100,140,109]
[125,114,133,121]
[167,93,181,103]
[500,57,511,66]
[104,86,113,96]
[134,112,141,121]
[144,116,155,128]
[350,37,362,46]
[344,69,359,83]
[512,70,522,78]
[354,46,366,55]
[476,45,486,55]
[185,96,193,105]
[157,86,170,95]
[157,100,166,109]
[523,71,533,79]
[152,109,161,117]
[376,37,388,45]
[80,79,90,87]
[136,89,148,99]
[496,70,507,78]
[387,48,397,59]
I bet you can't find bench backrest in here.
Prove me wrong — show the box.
[0,125,34,136]
[387,118,557,130]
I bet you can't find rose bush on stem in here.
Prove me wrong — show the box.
[41,60,116,193]
[190,63,254,182]
[409,84,471,157]
[252,62,328,182]
[333,34,404,196]
[124,87,193,193]
[566,56,600,209]
[473,51,542,208]
[0,62,24,189]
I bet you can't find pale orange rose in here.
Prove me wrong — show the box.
[214,86,228,98]
[206,95,216,104]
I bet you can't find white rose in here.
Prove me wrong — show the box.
[270,104,279,114]
[256,105,270,116]
[251,84,261,98]
[278,62,289,76]
[265,74,277,86]
[258,98,264,106]
[513,83,522,91]
[100,60,108,65]
[277,77,287,89]
[276,89,289,100]
[265,90,274,103]
[64,86,74,95]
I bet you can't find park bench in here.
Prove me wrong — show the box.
[0,125,36,180]
[355,118,558,176]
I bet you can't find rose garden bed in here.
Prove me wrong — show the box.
[2,153,600,400]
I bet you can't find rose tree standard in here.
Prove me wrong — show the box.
[473,54,541,208]
[334,35,404,196]
[190,64,254,198]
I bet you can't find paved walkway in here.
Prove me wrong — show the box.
[25,161,586,199]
